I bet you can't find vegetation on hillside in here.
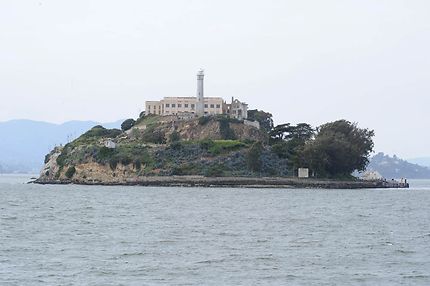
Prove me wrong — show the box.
[44,109,375,180]
[121,119,136,131]
[263,114,374,178]
[247,109,274,132]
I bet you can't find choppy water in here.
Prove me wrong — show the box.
[1,175,430,285]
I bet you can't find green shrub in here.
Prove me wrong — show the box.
[65,166,76,178]
[205,164,225,177]
[198,116,211,125]
[120,157,132,165]
[141,127,166,144]
[109,158,119,170]
[171,164,197,175]
[134,159,142,170]
[242,138,255,145]
[92,143,154,171]
[218,117,236,140]
[56,152,67,167]
[271,142,289,159]
[136,114,158,125]
[200,139,214,150]
[55,169,62,179]
[44,154,51,164]
[81,126,122,139]
[169,131,180,142]
[200,140,246,155]
[121,118,136,131]
[96,146,116,161]
[170,141,182,150]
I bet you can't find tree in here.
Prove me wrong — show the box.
[247,110,274,133]
[270,123,314,144]
[299,120,374,177]
[269,123,291,143]
[169,131,181,149]
[65,166,76,178]
[270,123,315,173]
[169,131,180,142]
[121,119,136,131]
[247,142,263,172]
[218,117,236,140]
[287,123,315,141]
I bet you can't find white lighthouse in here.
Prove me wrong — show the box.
[196,69,204,116]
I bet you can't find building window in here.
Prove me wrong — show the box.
[153,106,156,110]
[185,104,189,108]
[216,104,220,108]
[166,104,170,108]
[210,104,214,108]
[172,104,176,108]
[191,104,195,109]
[178,104,182,108]
[204,104,208,108]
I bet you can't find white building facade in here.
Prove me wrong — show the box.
[145,70,248,120]
[146,97,225,116]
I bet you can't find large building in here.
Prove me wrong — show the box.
[145,96,225,116]
[145,70,248,120]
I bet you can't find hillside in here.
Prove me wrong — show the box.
[367,152,430,179]
[407,157,430,168]
[37,114,290,184]
[0,119,122,173]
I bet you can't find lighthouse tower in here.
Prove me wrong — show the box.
[196,69,204,117]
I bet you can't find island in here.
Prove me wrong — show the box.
[35,70,408,189]
[35,114,409,188]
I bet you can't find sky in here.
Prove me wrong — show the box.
[0,0,429,158]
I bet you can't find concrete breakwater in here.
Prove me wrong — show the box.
[33,176,409,189]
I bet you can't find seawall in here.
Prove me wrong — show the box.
[33,176,409,189]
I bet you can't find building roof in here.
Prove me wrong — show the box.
[162,96,223,100]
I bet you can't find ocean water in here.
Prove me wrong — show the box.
[1,175,430,285]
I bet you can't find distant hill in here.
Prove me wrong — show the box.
[407,157,430,168]
[367,152,430,179]
[0,119,123,174]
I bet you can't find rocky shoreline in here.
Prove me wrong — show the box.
[32,176,409,189]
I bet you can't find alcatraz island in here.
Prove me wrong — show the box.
[35,70,408,189]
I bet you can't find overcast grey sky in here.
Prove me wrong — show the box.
[1,0,429,158]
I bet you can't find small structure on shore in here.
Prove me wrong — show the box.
[298,168,309,178]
